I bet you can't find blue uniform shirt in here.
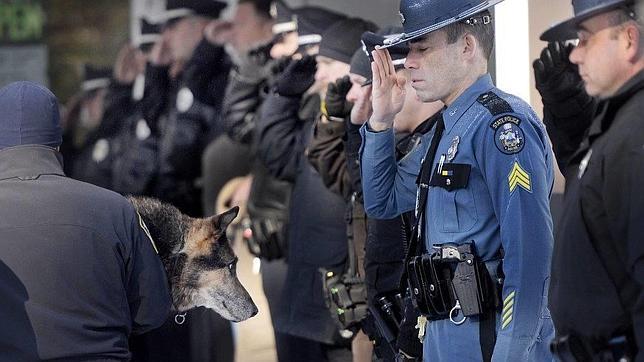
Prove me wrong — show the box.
[360,75,555,361]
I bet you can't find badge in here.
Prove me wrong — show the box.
[136,119,152,140]
[176,87,194,113]
[490,116,524,155]
[92,139,109,163]
[132,73,146,101]
[447,136,460,161]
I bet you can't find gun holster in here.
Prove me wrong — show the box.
[406,242,500,321]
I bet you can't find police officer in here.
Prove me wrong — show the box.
[539,0,644,359]
[60,64,113,187]
[0,81,171,361]
[360,0,556,360]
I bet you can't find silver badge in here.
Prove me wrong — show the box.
[92,139,109,163]
[132,73,146,101]
[176,87,194,113]
[399,12,405,24]
[578,149,593,179]
[136,119,152,141]
[447,136,460,161]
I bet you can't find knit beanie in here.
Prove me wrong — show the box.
[318,17,378,64]
[0,81,61,150]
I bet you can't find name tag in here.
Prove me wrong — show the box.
[429,163,471,191]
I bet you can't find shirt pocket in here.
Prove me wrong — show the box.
[429,163,478,233]
[439,187,478,233]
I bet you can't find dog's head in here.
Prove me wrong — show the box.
[129,197,257,322]
[172,206,257,321]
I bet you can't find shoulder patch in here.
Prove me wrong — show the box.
[476,91,513,116]
[137,211,159,254]
[508,161,532,193]
[491,115,525,155]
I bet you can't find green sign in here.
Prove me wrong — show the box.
[0,0,43,44]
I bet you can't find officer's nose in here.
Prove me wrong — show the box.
[404,53,419,70]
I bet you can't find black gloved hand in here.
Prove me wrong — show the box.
[323,75,354,120]
[275,55,317,97]
[533,42,583,103]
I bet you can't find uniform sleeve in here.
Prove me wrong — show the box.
[359,124,418,219]
[476,113,555,361]
[541,83,597,174]
[345,121,365,200]
[255,92,307,182]
[306,118,352,200]
[124,205,171,335]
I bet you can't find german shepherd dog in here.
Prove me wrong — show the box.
[129,197,258,322]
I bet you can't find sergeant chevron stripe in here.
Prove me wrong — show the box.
[502,290,515,330]
[508,161,531,193]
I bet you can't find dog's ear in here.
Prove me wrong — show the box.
[214,206,239,231]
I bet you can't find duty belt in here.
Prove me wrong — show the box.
[406,241,502,324]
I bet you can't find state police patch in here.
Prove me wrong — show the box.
[490,115,525,155]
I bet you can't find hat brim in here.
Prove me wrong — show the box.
[540,0,630,41]
[382,0,505,48]
[147,8,195,25]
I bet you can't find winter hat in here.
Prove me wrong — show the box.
[319,17,378,64]
[293,6,346,46]
[0,81,61,150]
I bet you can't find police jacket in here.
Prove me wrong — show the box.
[110,63,170,198]
[0,145,171,361]
[155,40,231,217]
[360,75,556,361]
[221,47,275,145]
[68,82,135,189]
[256,91,347,344]
[549,70,644,351]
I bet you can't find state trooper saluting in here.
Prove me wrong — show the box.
[360,0,556,360]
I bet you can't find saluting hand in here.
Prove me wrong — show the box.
[114,44,144,85]
[369,48,406,131]
[533,41,582,103]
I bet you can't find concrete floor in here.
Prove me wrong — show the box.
[232,238,278,362]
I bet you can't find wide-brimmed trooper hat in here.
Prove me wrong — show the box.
[540,0,634,41]
[382,0,505,48]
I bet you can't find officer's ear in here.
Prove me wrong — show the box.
[462,33,478,61]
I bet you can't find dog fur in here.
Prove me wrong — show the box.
[128,196,257,322]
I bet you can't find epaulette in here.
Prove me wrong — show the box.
[476,91,514,116]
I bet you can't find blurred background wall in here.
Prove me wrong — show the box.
[45,0,129,102]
